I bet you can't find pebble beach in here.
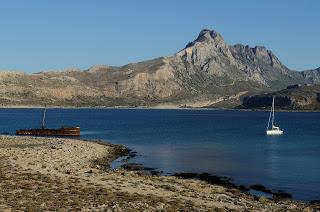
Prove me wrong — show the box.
[0,136,318,211]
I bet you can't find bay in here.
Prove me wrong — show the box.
[0,108,319,201]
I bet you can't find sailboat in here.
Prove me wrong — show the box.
[16,107,80,136]
[266,96,283,135]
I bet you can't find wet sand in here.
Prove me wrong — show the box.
[0,136,318,211]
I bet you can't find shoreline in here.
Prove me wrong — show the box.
[0,105,319,113]
[0,135,318,210]
[111,150,297,202]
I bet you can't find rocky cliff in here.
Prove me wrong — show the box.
[0,29,319,108]
[239,84,320,110]
[300,67,320,84]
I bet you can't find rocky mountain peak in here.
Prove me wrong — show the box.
[301,67,320,84]
[185,29,225,48]
[253,46,278,65]
[253,46,268,55]
[197,29,223,41]
[231,44,283,69]
[176,29,236,76]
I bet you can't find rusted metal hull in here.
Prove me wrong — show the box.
[16,127,80,136]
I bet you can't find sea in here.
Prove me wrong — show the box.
[0,108,319,201]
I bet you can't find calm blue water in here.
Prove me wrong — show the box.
[0,108,319,201]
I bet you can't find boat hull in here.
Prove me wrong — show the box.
[16,127,80,136]
[266,129,283,135]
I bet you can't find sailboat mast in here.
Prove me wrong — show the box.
[272,96,275,127]
[41,108,47,129]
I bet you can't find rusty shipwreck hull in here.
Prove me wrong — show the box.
[16,127,80,136]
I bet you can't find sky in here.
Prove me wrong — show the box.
[0,0,319,73]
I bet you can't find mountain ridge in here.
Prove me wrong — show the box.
[0,29,319,108]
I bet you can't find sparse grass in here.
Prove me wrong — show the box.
[0,161,206,211]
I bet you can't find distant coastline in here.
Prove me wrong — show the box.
[0,105,320,113]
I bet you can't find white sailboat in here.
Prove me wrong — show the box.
[266,96,283,135]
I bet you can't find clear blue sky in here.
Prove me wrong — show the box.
[0,0,319,72]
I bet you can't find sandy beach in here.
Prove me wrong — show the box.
[0,136,318,211]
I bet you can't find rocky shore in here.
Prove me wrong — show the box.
[0,136,318,211]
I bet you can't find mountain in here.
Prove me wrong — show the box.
[300,67,320,84]
[239,84,320,110]
[0,29,319,108]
